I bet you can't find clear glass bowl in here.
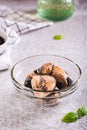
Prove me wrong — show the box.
[11,55,82,106]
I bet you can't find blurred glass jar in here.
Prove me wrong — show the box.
[37,0,75,21]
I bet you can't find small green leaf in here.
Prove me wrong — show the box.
[61,106,87,123]
[53,35,63,40]
[61,112,78,123]
[77,106,87,118]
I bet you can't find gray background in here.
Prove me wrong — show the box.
[0,0,87,130]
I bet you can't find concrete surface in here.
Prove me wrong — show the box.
[0,0,87,130]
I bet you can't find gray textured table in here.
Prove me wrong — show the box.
[0,0,87,130]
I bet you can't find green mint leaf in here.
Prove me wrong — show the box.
[77,106,87,118]
[53,35,63,40]
[61,112,78,123]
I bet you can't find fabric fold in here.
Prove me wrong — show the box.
[0,5,53,71]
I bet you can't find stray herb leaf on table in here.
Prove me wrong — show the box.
[53,35,63,40]
[61,112,78,123]
[77,106,87,118]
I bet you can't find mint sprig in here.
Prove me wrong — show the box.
[61,106,87,123]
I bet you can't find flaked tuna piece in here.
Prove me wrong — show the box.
[24,63,73,96]
[51,65,68,89]
[28,71,38,79]
[31,75,56,98]
[38,63,53,75]
[24,70,38,88]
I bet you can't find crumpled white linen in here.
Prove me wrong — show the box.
[0,5,53,71]
[0,26,20,71]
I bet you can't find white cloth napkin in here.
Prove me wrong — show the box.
[0,6,53,71]
[0,6,53,35]
[0,26,20,71]
[0,48,11,71]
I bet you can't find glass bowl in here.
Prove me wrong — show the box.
[11,55,82,106]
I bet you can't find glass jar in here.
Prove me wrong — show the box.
[37,0,75,21]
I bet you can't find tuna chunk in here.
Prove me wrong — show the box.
[51,65,68,89]
[38,63,53,75]
[31,75,56,98]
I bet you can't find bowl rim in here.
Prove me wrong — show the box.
[11,54,82,94]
